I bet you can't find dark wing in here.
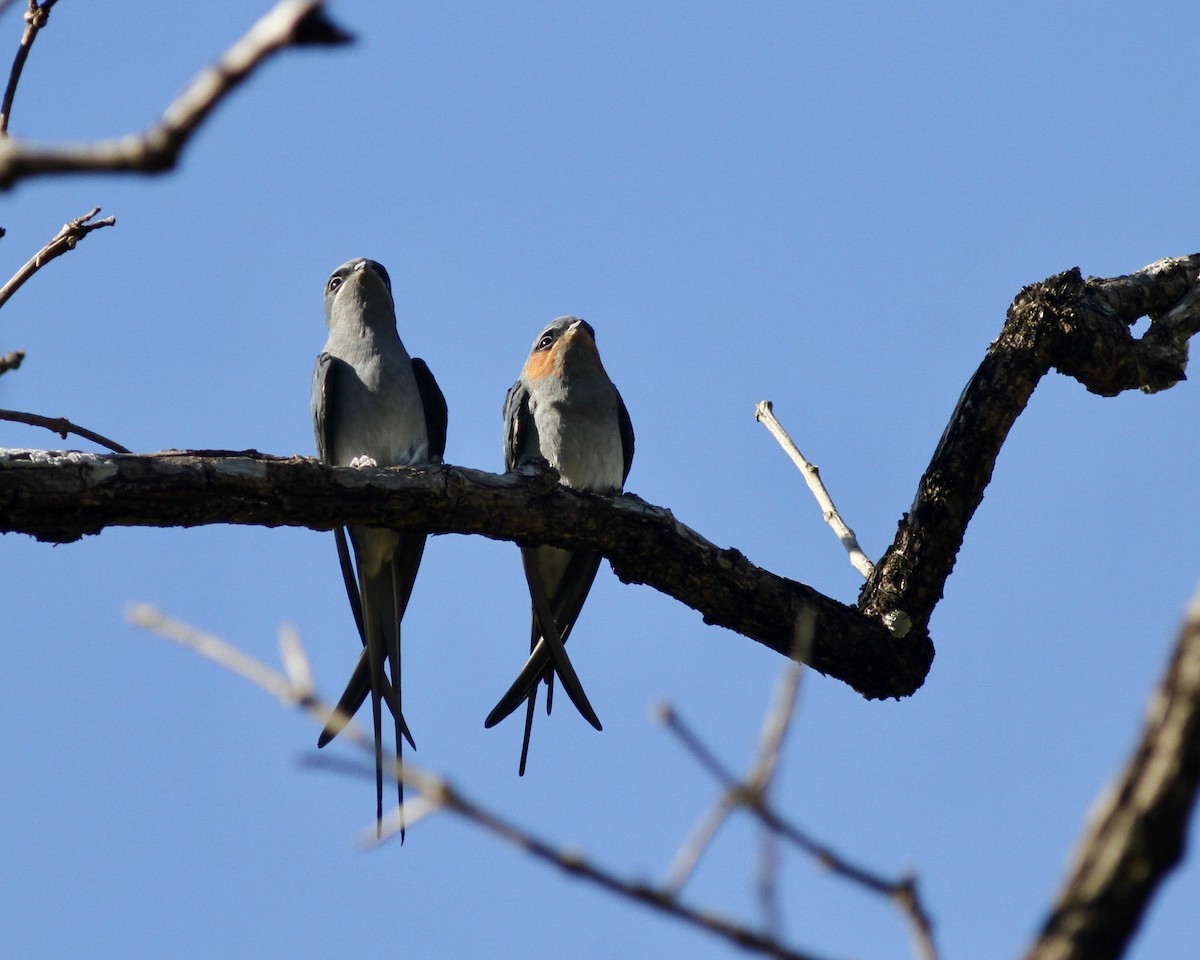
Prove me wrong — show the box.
[616,390,634,485]
[313,353,365,640]
[502,379,531,472]
[312,352,336,462]
[412,358,448,462]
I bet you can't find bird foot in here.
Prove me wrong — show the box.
[349,455,379,469]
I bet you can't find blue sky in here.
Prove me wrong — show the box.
[2,2,1198,958]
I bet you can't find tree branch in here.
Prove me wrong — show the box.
[858,255,1200,637]
[0,347,22,375]
[128,604,845,960]
[2,256,1197,706]
[1023,589,1200,960]
[754,400,875,579]
[0,0,352,190]
[0,207,115,310]
[0,408,130,452]
[0,449,929,700]
[0,0,58,136]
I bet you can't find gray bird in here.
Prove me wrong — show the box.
[311,258,447,834]
[484,316,634,774]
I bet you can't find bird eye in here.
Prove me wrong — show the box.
[327,276,342,293]
[536,334,554,351]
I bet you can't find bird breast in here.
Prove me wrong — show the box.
[531,392,624,493]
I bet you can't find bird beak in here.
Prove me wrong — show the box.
[563,320,594,345]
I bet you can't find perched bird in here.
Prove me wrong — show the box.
[310,258,447,834]
[485,316,633,774]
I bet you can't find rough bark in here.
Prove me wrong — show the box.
[858,255,1200,638]
[0,449,929,699]
[1024,593,1200,960]
[3,257,1198,708]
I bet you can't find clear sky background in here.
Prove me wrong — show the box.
[2,2,1197,958]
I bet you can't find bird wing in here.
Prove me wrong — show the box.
[617,390,635,484]
[313,352,366,640]
[503,379,531,471]
[413,357,448,461]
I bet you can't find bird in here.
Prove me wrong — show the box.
[310,257,447,835]
[484,316,633,775]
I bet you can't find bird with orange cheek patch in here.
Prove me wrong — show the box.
[485,316,634,775]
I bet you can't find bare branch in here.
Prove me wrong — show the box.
[0,347,22,375]
[128,603,301,708]
[1023,589,1200,960]
[0,0,352,190]
[431,781,831,960]
[129,608,839,960]
[755,401,875,579]
[0,408,130,453]
[859,255,1200,641]
[0,449,928,699]
[0,0,58,136]
[0,208,115,310]
[658,614,939,960]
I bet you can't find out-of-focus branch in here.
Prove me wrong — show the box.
[0,347,22,374]
[129,607,836,960]
[1023,589,1200,960]
[0,0,352,190]
[0,0,58,136]
[0,207,115,310]
[754,401,875,579]
[660,610,937,960]
[0,408,130,452]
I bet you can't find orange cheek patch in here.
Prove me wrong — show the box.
[523,347,557,380]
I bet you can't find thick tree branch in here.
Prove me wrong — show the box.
[2,257,1196,706]
[858,255,1200,636]
[0,0,352,190]
[0,449,929,700]
[1023,589,1200,960]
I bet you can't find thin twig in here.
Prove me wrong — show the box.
[755,400,875,578]
[0,407,130,453]
[0,0,57,136]
[664,700,939,959]
[127,607,836,960]
[658,611,939,960]
[0,0,352,189]
[756,830,784,940]
[431,782,829,960]
[127,605,370,752]
[665,613,812,891]
[0,347,22,374]
[0,207,115,310]
[663,791,737,893]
